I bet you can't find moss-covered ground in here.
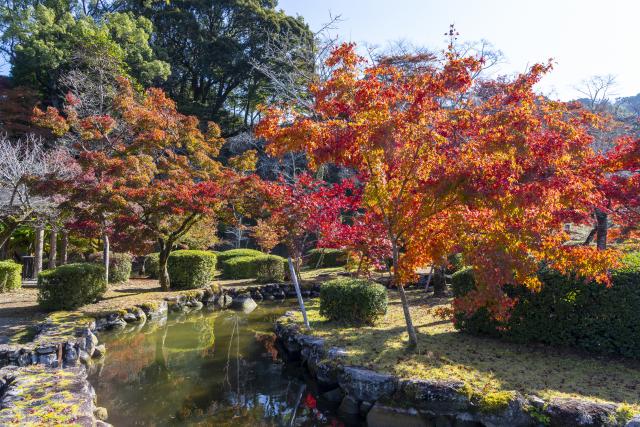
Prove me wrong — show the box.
[292,288,640,412]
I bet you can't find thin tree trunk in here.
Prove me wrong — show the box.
[60,230,68,265]
[392,242,418,348]
[595,209,608,250]
[288,256,310,330]
[103,232,110,284]
[158,239,172,291]
[33,224,44,279]
[48,228,57,269]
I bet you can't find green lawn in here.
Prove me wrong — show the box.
[292,288,640,412]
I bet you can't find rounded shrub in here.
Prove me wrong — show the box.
[220,255,259,279]
[320,278,387,325]
[255,255,286,283]
[307,248,347,268]
[0,261,22,293]
[145,253,160,279]
[89,252,132,283]
[167,250,217,289]
[37,263,107,310]
[216,248,264,263]
[451,266,476,298]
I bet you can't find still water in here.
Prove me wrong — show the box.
[89,303,351,426]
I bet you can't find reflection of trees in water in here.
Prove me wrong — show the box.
[93,307,339,426]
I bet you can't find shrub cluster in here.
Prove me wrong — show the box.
[319,278,387,325]
[0,261,22,293]
[307,248,347,268]
[167,250,217,289]
[452,253,640,358]
[89,252,132,283]
[37,263,107,310]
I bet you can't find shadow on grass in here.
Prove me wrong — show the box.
[302,290,640,407]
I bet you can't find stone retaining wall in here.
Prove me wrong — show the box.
[274,311,640,427]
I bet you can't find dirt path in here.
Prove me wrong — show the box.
[0,267,345,342]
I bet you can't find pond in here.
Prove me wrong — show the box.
[89,302,354,426]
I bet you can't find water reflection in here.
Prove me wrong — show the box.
[90,303,348,426]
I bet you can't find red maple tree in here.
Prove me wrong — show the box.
[257,43,618,347]
[34,78,232,289]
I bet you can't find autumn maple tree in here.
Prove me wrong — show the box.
[34,77,231,289]
[257,43,617,347]
[259,173,359,276]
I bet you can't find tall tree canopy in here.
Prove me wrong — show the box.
[34,77,231,290]
[1,0,170,102]
[124,0,313,133]
[257,43,617,347]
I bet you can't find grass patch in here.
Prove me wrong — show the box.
[292,288,640,412]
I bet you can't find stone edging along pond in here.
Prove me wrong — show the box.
[274,311,640,427]
[0,282,318,426]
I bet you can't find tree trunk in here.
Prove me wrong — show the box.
[595,209,608,250]
[432,266,447,297]
[60,230,68,265]
[48,228,57,269]
[103,232,110,284]
[288,256,310,330]
[33,224,44,279]
[158,239,172,291]
[392,242,418,348]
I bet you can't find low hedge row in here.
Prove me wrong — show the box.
[307,248,347,268]
[0,261,22,293]
[320,278,387,325]
[89,252,132,283]
[452,253,640,359]
[37,263,107,310]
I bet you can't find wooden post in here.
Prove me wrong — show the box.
[33,224,44,279]
[288,256,310,330]
[60,230,68,265]
[103,232,110,284]
[48,228,57,269]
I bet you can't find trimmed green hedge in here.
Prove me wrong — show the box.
[453,253,640,358]
[37,263,107,310]
[320,278,387,325]
[89,252,132,283]
[0,261,22,293]
[167,250,217,289]
[216,249,264,263]
[255,255,286,283]
[220,255,259,279]
[307,248,347,268]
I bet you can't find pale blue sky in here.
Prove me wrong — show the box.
[1,1,637,100]
[278,0,640,100]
